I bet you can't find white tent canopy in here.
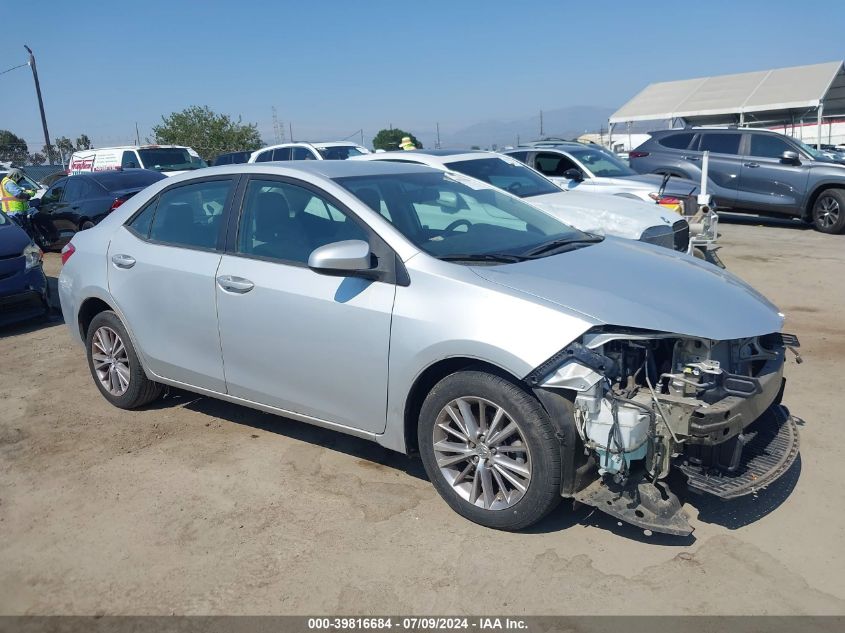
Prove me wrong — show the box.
[610,61,845,126]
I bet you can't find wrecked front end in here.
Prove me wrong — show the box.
[527,327,801,536]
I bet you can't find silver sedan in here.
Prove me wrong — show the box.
[59,161,799,534]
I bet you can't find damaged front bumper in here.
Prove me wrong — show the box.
[530,329,801,536]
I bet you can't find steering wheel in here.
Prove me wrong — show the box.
[444,219,471,233]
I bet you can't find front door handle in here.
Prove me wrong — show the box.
[744,162,760,168]
[216,275,254,294]
[111,254,136,269]
[682,155,700,161]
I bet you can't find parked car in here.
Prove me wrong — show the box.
[248,142,370,163]
[629,128,845,233]
[58,161,799,535]
[503,142,699,210]
[68,145,207,177]
[31,169,166,250]
[0,209,48,325]
[353,150,691,253]
[211,151,252,166]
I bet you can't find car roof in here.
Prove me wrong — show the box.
[179,160,438,179]
[73,145,189,152]
[254,141,363,152]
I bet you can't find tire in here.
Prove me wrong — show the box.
[418,370,562,530]
[693,247,726,269]
[85,310,162,409]
[811,189,845,234]
[80,220,95,231]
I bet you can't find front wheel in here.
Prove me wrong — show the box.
[418,370,562,530]
[86,310,163,409]
[812,189,845,234]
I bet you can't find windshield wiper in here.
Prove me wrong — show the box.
[522,235,604,257]
[438,253,527,264]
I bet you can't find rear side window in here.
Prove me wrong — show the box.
[273,147,292,161]
[291,147,317,160]
[658,133,695,149]
[507,151,529,162]
[121,151,139,168]
[748,134,793,159]
[697,133,741,155]
[148,179,232,250]
[128,199,158,238]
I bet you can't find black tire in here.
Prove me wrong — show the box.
[811,189,845,234]
[80,220,95,231]
[418,370,562,530]
[85,310,162,409]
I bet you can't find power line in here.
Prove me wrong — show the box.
[0,62,28,76]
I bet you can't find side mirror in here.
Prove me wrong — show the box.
[308,240,373,276]
[781,150,800,164]
[562,168,584,181]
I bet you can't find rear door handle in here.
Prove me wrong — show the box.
[216,275,254,294]
[744,162,760,168]
[111,254,136,269]
[682,155,700,161]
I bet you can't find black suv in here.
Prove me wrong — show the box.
[629,128,845,233]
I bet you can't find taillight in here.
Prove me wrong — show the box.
[61,242,76,265]
[659,196,681,205]
[629,151,649,158]
[109,197,126,212]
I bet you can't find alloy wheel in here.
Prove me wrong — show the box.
[432,397,532,510]
[91,326,131,396]
[816,196,841,229]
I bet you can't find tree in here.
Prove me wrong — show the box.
[75,134,92,150]
[28,152,46,166]
[372,128,423,151]
[0,130,30,165]
[55,136,76,161]
[152,105,263,161]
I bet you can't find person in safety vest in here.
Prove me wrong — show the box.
[399,136,416,150]
[1,169,34,218]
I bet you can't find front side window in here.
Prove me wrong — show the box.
[255,150,273,162]
[316,145,367,160]
[335,171,588,260]
[43,179,67,204]
[237,179,368,264]
[697,133,741,155]
[147,179,232,249]
[506,151,529,162]
[273,147,292,161]
[443,157,560,198]
[291,147,317,160]
[534,152,578,176]
[121,151,139,168]
[748,135,794,159]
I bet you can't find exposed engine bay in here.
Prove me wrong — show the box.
[530,327,802,535]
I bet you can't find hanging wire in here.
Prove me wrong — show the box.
[0,62,28,76]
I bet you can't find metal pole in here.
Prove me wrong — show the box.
[436,122,441,149]
[289,122,294,142]
[24,45,53,164]
[817,104,823,149]
[539,110,544,137]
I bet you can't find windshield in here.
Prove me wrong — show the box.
[443,157,561,198]
[334,171,590,261]
[567,148,635,177]
[0,210,8,225]
[137,148,205,172]
[792,139,835,162]
[317,145,367,160]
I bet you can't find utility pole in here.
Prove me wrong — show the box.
[135,122,141,146]
[539,110,544,137]
[436,122,441,149]
[289,122,294,143]
[24,45,53,164]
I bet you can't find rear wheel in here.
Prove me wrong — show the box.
[86,311,162,408]
[811,189,845,234]
[418,370,562,530]
[80,220,95,231]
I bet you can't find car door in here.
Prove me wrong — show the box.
[35,178,68,248]
[687,132,743,208]
[738,134,810,216]
[214,176,396,433]
[107,177,236,392]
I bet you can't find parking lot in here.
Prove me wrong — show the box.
[0,215,843,615]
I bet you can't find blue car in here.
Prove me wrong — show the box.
[0,210,49,326]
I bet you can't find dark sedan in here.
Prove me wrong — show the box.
[0,210,48,326]
[32,169,166,250]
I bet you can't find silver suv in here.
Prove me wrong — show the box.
[629,128,845,233]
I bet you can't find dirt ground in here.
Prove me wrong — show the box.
[1,215,844,615]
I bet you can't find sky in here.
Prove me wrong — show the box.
[2,0,844,152]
